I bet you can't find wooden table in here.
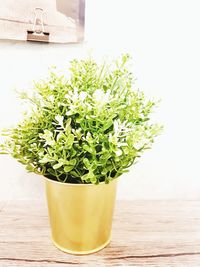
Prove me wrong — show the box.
[0,200,200,266]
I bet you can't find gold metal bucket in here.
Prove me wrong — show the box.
[45,178,118,254]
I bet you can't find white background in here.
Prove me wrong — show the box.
[0,0,200,200]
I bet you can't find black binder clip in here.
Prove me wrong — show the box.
[27,7,49,42]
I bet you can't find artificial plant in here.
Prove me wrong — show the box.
[0,55,162,184]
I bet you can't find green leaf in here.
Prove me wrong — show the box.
[66,134,74,148]
[55,115,64,127]
[64,165,74,172]
[83,158,90,169]
[70,171,79,177]
[26,164,35,172]
[39,155,53,164]
[68,159,76,165]
[53,162,63,169]
[83,144,96,155]
[56,132,66,142]
[102,120,113,131]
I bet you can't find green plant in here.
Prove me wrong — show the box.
[0,55,162,184]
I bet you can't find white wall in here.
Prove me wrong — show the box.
[0,0,200,200]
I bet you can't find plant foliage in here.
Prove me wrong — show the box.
[0,55,162,184]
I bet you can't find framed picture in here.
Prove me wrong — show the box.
[0,0,85,43]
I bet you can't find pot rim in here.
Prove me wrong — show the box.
[44,176,118,187]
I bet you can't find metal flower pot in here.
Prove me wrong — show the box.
[45,177,118,254]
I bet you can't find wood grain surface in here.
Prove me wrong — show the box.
[0,200,200,266]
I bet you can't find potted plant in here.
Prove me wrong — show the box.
[0,54,162,254]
